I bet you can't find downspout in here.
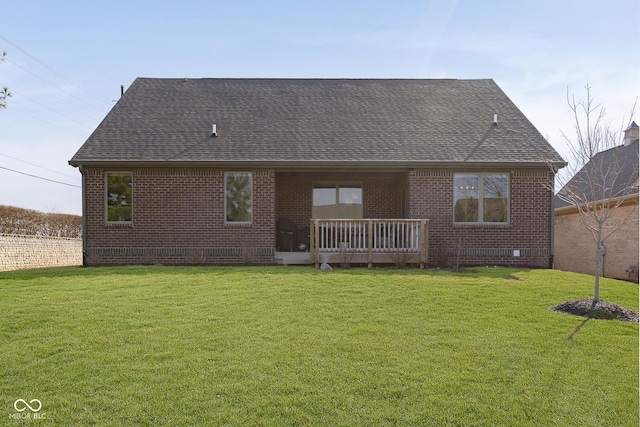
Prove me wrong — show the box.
[549,173,555,269]
[79,164,87,267]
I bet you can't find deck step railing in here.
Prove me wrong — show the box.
[310,219,429,268]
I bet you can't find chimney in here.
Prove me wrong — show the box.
[623,121,638,146]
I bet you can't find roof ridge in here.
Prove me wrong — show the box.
[133,77,495,82]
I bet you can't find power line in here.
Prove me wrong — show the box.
[8,87,97,131]
[0,152,79,179]
[0,33,112,106]
[5,57,109,118]
[0,165,81,188]
[7,104,90,137]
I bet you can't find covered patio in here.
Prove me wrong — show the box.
[275,171,427,267]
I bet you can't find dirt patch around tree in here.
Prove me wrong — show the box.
[551,299,639,323]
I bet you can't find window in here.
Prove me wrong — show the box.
[225,172,252,224]
[106,172,133,223]
[454,173,509,224]
[313,183,363,219]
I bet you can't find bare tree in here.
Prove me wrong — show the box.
[552,86,638,302]
[0,51,10,108]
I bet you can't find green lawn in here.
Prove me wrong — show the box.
[1,266,637,426]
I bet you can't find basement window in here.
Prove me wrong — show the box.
[454,173,509,224]
[106,172,133,223]
[225,172,253,224]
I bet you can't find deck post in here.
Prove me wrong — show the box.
[367,219,373,268]
[311,219,318,268]
[420,219,428,269]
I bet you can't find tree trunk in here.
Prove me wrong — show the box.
[594,226,602,302]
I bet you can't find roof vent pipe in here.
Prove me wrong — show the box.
[120,85,124,96]
[493,113,498,125]
[212,124,217,137]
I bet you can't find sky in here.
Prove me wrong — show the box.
[1,0,638,216]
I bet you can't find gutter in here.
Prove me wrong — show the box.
[554,193,640,216]
[550,173,556,269]
[68,159,567,170]
[79,164,87,267]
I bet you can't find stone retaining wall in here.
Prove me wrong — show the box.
[0,234,82,271]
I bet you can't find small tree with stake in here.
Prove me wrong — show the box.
[552,85,638,303]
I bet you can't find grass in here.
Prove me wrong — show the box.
[1,266,637,426]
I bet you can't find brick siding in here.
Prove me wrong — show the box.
[83,167,554,268]
[408,169,554,268]
[554,200,639,280]
[84,168,275,266]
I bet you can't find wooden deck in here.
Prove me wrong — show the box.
[310,219,429,268]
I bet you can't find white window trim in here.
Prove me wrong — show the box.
[453,173,509,225]
[105,171,133,224]
[224,171,253,225]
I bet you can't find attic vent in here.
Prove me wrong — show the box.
[212,124,217,137]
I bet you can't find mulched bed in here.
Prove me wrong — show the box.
[551,299,639,323]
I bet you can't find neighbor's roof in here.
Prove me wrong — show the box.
[555,139,639,209]
[69,78,566,168]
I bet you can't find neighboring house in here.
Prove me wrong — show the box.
[554,122,639,281]
[69,78,565,267]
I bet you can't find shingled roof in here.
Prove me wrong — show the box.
[555,139,639,209]
[69,78,565,168]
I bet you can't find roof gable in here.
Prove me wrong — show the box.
[555,139,639,209]
[70,78,565,167]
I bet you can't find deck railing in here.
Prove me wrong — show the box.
[310,219,429,268]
